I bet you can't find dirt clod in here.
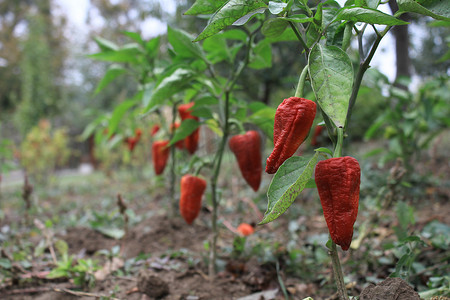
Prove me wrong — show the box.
[360,277,420,300]
[137,270,170,299]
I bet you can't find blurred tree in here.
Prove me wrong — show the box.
[0,0,68,135]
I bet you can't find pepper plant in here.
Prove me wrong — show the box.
[185,0,449,298]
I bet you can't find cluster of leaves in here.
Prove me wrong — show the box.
[19,119,70,184]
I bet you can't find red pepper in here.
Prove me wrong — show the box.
[178,103,200,154]
[170,122,185,150]
[151,124,160,137]
[228,130,262,192]
[124,128,143,152]
[237,223,254,236]
[152,140,170,175]
[311,125,324,146]
[315,156,361,251]
[179,174,207,224]
[266,97,316,174]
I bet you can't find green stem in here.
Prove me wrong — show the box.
[288,22,309,55]
[208,28,255,278]
[294,66,309,98]
[209,90,231,278]
[346,25,391,129]
[169,102,178,218]
[333,127,344,158]
[330,241,349,300]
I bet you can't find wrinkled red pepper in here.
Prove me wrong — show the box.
[228,130,262,192]
[266,97,316,174]
[152,140,170,175]
[315,156,361,251]
[150,124,160,137]
[179,174,207,224]
[178,102,200,154]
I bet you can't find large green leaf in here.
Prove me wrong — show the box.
[260,153,319,225]
[185,0,228,15]
[94,65,127,95]
[397,0,450,21]
[335,7,409,25]
[194,0,268,42]
[168,27,206,61]
[308,44,353,128]
[144,68,196,113]
[94,37,118,52]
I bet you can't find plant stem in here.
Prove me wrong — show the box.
[209,90,230,278]
[329,126,349,300]
[294,66,308,98]
[169,102,178,218]
[330,241,349,300]
[208,29,254,278]
[346,25,391,128]
[289,22,309,55]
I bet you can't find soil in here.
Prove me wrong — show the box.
[1,142,449,300]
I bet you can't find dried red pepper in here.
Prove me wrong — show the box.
[178,103,200,154]
[228,130,262,192]
[179,174,207,225]
[266,97,316,174]
[152,140,170,175]
[315,156,361,251]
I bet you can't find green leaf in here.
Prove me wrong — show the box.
[233,7,267,26]
[54,239,69,257]
[397,0,450,21]
[169,119,200,146]
[262,18,289,38]
[248,107,275,139]
[185,0,228,15]
[0,258,12,269]
[308,44,353,128]
[260,153,319,225]
[366,0,380,9]
[280,14,313,23]
[203,34,232,63]
[89,44,143,63]
[194,0,268,42]
[146,36,160,58]
[95,227,125,239]
[268,1,288,14]
[94,37,119,52]
[248,41,272,69]
[108,100,137,134]
[122,31,143,44]
[144,68,196,113]
[94,65,127,95]
[335,7,409,25]
[168,27,206,61]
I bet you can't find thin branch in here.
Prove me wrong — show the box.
[289,22,309,55]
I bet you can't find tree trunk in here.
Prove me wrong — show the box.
[388,0,411,81]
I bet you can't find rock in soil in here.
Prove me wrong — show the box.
[360,277,420,300]
[137,270,169,299]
